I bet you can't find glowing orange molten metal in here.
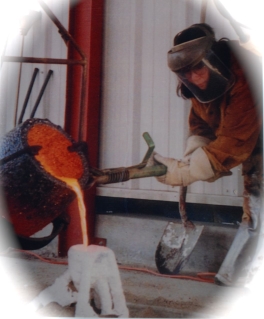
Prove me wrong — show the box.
[27,124,89,246]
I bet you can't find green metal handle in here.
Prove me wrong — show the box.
[141,132,155,163]
[94,164,167,185]
[92,132,167,185]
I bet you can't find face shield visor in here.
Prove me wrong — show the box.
[168,37,235,103]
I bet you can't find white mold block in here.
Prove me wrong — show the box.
[29,244,129,318]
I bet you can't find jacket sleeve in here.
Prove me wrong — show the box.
[189,56,262,177]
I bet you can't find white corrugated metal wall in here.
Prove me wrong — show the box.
[0,0,69,137]
[0,0,248,208]
[97,0,244,206]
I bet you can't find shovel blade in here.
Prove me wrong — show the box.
[155,222,204,275]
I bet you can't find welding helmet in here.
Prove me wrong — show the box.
[168,25,235,103]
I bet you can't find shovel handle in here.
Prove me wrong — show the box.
[179,186,194,228]
[179,186,187,222]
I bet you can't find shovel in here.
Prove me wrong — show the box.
[155,185,204,275]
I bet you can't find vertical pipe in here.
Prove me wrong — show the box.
[60,0,104,256]
[14,35,25,127]
[18,68,39,124]
[78,61,88,142]
[30,70,53,119]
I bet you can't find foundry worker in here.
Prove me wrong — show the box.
[153,23,263,286]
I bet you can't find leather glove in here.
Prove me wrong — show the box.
[183,135,211,161]
[154,147,215,186]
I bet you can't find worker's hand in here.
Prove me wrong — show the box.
[154,147,215,186]
[154,154,190,186]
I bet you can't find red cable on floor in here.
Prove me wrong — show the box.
[9,248,68,265]
[118,265,216,283]
[7,248,216,284]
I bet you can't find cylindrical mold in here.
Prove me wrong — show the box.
[0,118,89,237]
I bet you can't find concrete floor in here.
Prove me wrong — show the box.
[0,214,252,318]
[0,252,249,318]
[95,214,238,274]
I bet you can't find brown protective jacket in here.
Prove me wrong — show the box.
[188,41,262,179]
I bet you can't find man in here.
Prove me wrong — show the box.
[154,23,263,286]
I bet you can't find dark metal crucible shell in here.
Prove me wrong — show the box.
[0,118,89,237]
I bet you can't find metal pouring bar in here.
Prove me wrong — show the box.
[89,132,166,186]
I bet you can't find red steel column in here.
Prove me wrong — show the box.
[59,0,104,256]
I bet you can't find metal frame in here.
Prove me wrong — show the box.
[1,0,88,141]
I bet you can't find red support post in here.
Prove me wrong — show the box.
[59,0,104,256]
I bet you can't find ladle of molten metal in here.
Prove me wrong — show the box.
[0,118,166,249]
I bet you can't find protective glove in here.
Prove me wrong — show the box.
[183,135,211,161]
[154,147,215,186]
[154,154,190,186]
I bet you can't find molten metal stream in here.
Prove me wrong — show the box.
[27,124,89,246]
[60,177,88,246]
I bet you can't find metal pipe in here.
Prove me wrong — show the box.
[2,56,86,65]
[30,70,53,118]
[78,64,88,141]
[93,165,167,185]
[38,0,87,60]
[14,35,25,127]
[18,68,39,124]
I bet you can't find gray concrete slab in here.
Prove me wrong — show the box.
[95,214,237,273]
[0,214,249,318]
[0,252,248,318]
